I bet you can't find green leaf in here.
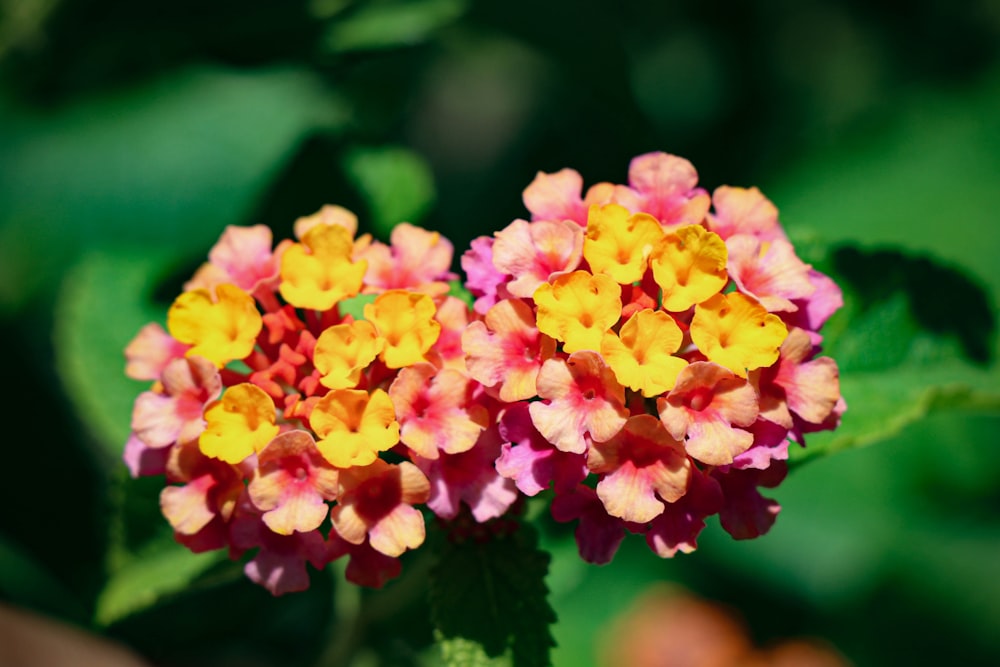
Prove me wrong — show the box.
[0,65,347,313]
[324,0,468,53]
[790,245,1000,466]
[791,362,1000,466]
[54,246,180,461]
[436,633,511,667]
[341,145,436,237]
[768,71,1000,299]
[95,540,227,627]
[429,521,556,667]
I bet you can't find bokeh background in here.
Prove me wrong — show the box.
[1,1,999,665]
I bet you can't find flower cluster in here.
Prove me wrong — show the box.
[463,152,844,562]
[125,206,517,594]
[124,152,843,594]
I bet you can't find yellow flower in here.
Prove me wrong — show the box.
[199,383,280,463]
[650,224,728,312]
[690,292,788,377]
[313,320,384,389]
[279,224,367,310]
[363,291,440,369]
[534,271,622,354]
[601,309,688,396]
[311,388,400,468]
[168,284,262,367]
[583,203,664,284]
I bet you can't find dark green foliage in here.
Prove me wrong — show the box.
[430,520,556,667]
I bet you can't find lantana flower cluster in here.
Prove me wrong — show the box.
[124,152,843,595]
[462,153,844,563]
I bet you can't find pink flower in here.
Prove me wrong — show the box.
[230,500,332,596]
[657,362,759,466]
[714,463,787,540]
[491,219,584,298]
[329,460,430,557]
[495,403,588,496]
[529,351,629,454]
[356,223,457,295]
[389,363,489,459]
[587,414,691,524]
[551,485,628,564]
[159,442,247,553]
[461,236,509,314]
[247,430,340,535]
[625,152,710,227]
[754,327,841,430]
[645,468,723,558]
[185,224,284,296]
[522,168,590,225]
[415,425,519,522]
[725,234,815,313]
[462,298,556,402]
[328,533,402,589]
[707,186,787,242]
[129,356,221,450]
[124,323,189,382]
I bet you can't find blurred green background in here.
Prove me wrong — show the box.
[1,0,999,665]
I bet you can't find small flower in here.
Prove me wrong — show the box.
[357,222,457,295]
[625,152,710,227]
[587,414,691,524]
[528,351,629,454]
[313,320,383,390]
[124,322,189,381]
[657,362,759,466]
[199,382,280,464]
[600,309,688,397]
[129,356,221,450]
[330,459,431,557]
[462,298,556,402]
[491,218,584,298]
[310,388,399,468]
[415,425,519,522]
[247,430,340,535]
[534,271,622,354]
[725,234,815,312]
[167,283,262,367]
[650,224,729,312]
[389,363,489,459]
[583,203,664,284]
[185,224,283,295]
[690,292,788,378]
[363,290,441,369]
[279,224,367,310]
[521,167,590,225]
[706,185,785,242]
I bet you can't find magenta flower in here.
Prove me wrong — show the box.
[725,234,816,313]
[624,152,710,228]
[645,467,723,557]
[495,403,588,496]
[356,222,457,295]
[415,425,519,522]
[550,485,628,565]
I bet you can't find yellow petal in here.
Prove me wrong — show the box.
[650,224,728,311]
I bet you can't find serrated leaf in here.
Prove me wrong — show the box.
[341,145,436,237]
[0,65,346,313]
[95,540,226,627]
[436,633,511,667]
[324,0,467,53]
[54,247,180,462]
[430,522,556,667]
